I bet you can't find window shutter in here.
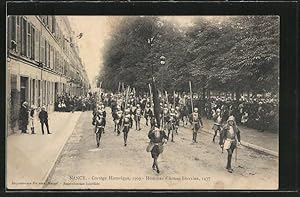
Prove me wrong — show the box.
[34,29,40,62]
[21,17,27,56]
[40,36,45,64]
[16,16,21,53]
[31,26,35,60]
[7,16,12,50]
[26,22,31,58]
[44,40,47,66]
[48,43,50,68]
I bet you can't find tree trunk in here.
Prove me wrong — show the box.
[202,87,206,100]
[236,89,241,101]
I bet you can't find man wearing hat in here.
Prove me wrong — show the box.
[38,106,52,135]
[19,101,29,133]
[219,115,241,173]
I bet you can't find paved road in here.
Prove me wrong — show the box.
[45,109,278,190]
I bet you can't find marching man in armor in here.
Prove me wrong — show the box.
[161,103,170,130]
[95,110,106,148]
[175,106,181,134]
[146,120,168,174]
[121,109,132,146]
[219,115,241,173]
[190,107,203,144]
[212,108,223,143]
[144,104,153,126]
[129,104,134,128]
[134,103,142,130]
[113,105,123,135]
[168,107,177,142]
[99,103,107,133]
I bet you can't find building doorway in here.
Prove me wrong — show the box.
[20,76,29,105]
[55,82,58,101]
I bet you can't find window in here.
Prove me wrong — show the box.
[40,15,46,24]
[50,46,54,69]
[32,79,35,105]
[47,81,50,105]
[21,17,27,56]
[48,43,50,68]
[26,22,32,58]
[43,80,46,105]
[40,36,45,64]
[52,16,56,33]
[53,50,56,71]
[31,26,35,59]
[8,16,16,50]
[45,15,49,27]
[44,40,48,67]
[16,16,21,53]
[34,29,40,61]
[37,80,41,107]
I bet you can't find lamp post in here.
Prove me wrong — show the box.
[159,55,166,92]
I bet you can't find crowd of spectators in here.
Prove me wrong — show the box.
[191,95,279,132]
[54,92,97,112]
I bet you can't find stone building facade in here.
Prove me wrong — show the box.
[6,15,89,135]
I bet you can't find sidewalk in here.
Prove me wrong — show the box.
[201,118,278,157]
[6,111,82,189]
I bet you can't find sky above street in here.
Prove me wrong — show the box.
[68,16,229,87]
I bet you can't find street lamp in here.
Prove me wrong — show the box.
[160,55,166,65]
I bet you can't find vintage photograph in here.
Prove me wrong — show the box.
[6,15,279,190]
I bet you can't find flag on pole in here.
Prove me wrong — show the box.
[173,91,176,107]
[148,83,152,107]
[117,82,121,93]
[189,81,194,113]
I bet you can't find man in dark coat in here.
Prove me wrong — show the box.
[19,101,29,133]
[38,106,52,135]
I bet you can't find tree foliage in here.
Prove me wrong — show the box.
[98,16,279,95]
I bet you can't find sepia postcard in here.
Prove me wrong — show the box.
[6,15,279,190]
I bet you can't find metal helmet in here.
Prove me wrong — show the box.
[227,115,235,122]
[194,108,198,112]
